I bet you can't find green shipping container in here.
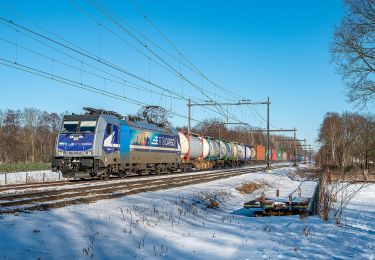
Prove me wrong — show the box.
[277,148,282,161]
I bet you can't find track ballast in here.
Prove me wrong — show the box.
[0,164,290,214]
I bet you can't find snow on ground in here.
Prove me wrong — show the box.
[0,170,63,185]
[0,165,374,259]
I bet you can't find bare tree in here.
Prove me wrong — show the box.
[331,0,375,106]
[319,171,367,224]
[22,108,42,163]
[318,112,343,165]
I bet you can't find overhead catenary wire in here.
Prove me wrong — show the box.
[0,25,187,102]
[0,18,205,105]
[129,0,287,130]
[0,57,203,123]
[0,15,202,104]
[0,17,187,100]
[126,0,269,116]
[1,3,258,127]
[127,0,240,99]
[124,0,277,129]
[67,0,213,101]
[86,0,240,122]
[0,35,185,101]
[0,20,238,126]
[1,2,266,129]
[79,0,234,100]
[0,3,274,129]
[84,0,256,127]
[0,16,242,123]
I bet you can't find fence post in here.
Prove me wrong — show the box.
[26,172,28,184]
[43,172,45,183]
[364,169,368,182]
[5,173,7,185]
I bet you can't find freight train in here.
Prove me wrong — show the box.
[52,108,289,179]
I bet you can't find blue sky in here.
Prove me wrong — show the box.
[0,0,372,148]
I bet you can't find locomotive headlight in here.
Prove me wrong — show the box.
[85,151,93,156]
[57,151,66,156]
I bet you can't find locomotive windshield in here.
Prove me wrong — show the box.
[79,121,97,133]
[61,120,97,134]
[61,121,79,133]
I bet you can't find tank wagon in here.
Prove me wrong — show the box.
[178,133,253,170]
[52,108,289,179]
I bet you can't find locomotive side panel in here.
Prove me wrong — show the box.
[125,127,180,172]
[119,123,131,164]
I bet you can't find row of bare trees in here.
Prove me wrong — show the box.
[0,108,64,163]
[316,112,375,169]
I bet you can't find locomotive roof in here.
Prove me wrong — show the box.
[63,114,100,121]
[120,119,178,134]
[64,113,177,134]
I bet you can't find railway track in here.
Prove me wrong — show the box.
[0,165,263,192]
[0,164,290,214]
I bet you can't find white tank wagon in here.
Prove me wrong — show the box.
[226,142,233,159]
[178,132,203,160]
[189,135,203,159]
[230,142,238,160]
[205,137,220,160]
[218,140,227,160]
[190,135,203,160]
[201,137,210,159]
[179,132,216,170]
[178,131,256,170]
[178,132,189,159]
[244,145,252,160]
[236,143,245,160]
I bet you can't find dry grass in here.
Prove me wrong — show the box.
[0,162,50,173]
[318,171,368,224]
[292,168,322,180]
[192,191,230,209]
[207,198,220,209]
[236,182,266,195]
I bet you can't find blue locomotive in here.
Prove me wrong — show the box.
[52,108,180,179]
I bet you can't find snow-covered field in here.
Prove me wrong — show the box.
[0,166,374,259]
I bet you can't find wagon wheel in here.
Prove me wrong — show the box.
[100,172,110,180]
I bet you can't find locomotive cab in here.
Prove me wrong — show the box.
[52,109,120,179]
